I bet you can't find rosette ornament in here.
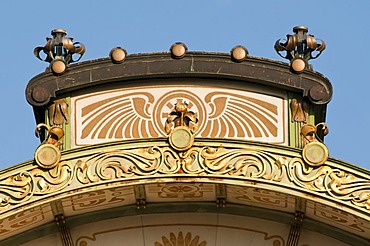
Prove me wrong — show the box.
[275,26,326,73]
[34,29,86,75]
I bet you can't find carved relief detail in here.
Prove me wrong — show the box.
[72,87,286,146]
[0,161,73,210]
[290,98,309,123]
[0,145,368,214]
[48,99,69,126]
[74,146,369,211]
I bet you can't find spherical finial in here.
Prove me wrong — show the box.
[170,42,187,59]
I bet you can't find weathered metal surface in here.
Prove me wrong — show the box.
[26,52,333,109]
[275,26,326,73]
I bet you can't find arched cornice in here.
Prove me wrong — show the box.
[26,52,333,108]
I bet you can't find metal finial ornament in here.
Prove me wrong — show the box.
[230,45,249,62]
[274,26,326,73]
[34,29,86,74]
[170,42,188,59]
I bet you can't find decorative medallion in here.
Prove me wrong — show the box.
[302,141,329,166]
[300,123,329,166]
[165,102,197,152]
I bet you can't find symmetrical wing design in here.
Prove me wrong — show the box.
[79,92,157,140]
[72,87,285,146]
[201,92,279,139]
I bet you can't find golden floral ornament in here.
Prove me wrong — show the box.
[154,231,207,246]
[165,102,198,152]
[34,123,64,169]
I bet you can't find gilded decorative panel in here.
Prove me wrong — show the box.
[145,183,215,203]
[226,186,296,213]
[70,86,287,147]
[0,141,369,243]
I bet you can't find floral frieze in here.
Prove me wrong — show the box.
[0,143,369,215]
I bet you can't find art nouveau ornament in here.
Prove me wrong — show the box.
[301,123,329,166]
[165,102,198,152]
[275,26,326,73]
[34,124,64,169]
[34,29,85,75]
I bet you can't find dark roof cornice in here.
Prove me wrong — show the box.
[26,52,332,107]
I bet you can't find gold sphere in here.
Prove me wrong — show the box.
[231,45,248,62]
[170,42,187,59]
[51,60,66,75]
[110,47,127,63]
[291,58,306,72]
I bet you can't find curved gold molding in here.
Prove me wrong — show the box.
[0,140,369,218]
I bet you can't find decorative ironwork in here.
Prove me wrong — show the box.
[34,29,85,64]
[275,26,326,72]
[286,211,304,246]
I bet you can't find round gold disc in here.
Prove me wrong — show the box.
[302,141,329,166]
[169,127,194,151]
[35,144,61,169]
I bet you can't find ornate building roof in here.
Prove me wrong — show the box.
[0,27,369,246]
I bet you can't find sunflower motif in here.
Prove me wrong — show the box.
[154,232,207,246]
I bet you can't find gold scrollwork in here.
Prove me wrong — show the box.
[287,157,370,210]
[0,161,73,210]
[74,145,369,211]
[1,145,369,214]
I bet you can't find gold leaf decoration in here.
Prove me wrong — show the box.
[0,144,369,214]
[0,161,73,210]
[154,232,207,246]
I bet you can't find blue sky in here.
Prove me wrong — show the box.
[0,0,369,171]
